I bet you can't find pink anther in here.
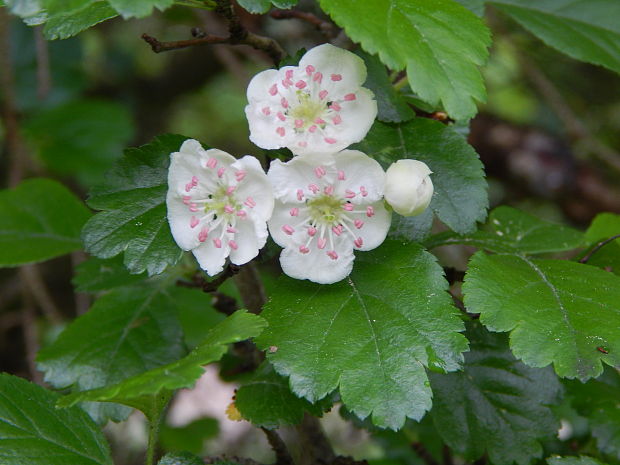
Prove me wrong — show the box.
[307,184,319,194]
[306,65,315,75]
[190,216,199,228]
[262,107,271,116]
[324,185,334,195]
[332,225,343,236]
[224,205,234,214]
[277,111,286,121]
[285,69,294,79]
[189,204,199,212]
[289,207,299,216]
[299,245,310,254]
[276,127,286,137]
[229,240,238,250]
[217,167,225,178]
[314,166,326,178]
[236,210,247,218]
[331,74,342,81]
[207,158,217,169]
[345,189,356,199]
[337,170,345,180]
[226,226,237,233]
[282,225,295,235]
[354,237,364,248]
[198,227,209,242]
[315,117,326,124]
[327,250,338,260]
[235,170,246,182]
[318,90,328,100]
[324,137,337,144]
[330,102,341,111]
[185,183,192,192]
[295,119,304,128]
[214,238,222,248]
[182,195,191,205]
[191,176,198,186]
[295,80,307,89]
[226,186,236,195]
[366,206,375,217]
[281,97,289,108]
[282,79,292,88]
[298,141,308,147]
[313,72,323,83]
[307,226,317,236]
[344,93,356,101]
[354,219,364,229]
[360,186,368,197]
[332,115,342,125]
[317,237,327,249]
[244,197,256,208]
[343,203,354,211]
[269,84,278,96]
[297,189,304,201]
[308,125,317,133]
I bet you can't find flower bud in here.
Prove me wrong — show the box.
[384,159,433,217]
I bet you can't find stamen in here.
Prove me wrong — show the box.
[226,226,237,233]
[185,183,192,193]
[236,210,247,218]
[190,216,199,228]
[344,93,356,101]
[207,158,217,169]
[331,74,342,81]
[309,125,317,133]
[366,206,375,217]
[269,84,278,96]
[314,166,326,178]
[337,170,345,180]
[345,190,356,199]
[289,207,299,216]
[332,115,342,125]
[305,65,315,75]
[235,170,246,181]
[276,127,286,137]
[324,185,334,195]
[281,97,289,108]
[324,137,337,144]
[313,72,323,83]
[226,186,236,195]
[327,250,338,260]
[191,176,198,186]
[285,69,294,79]
[343,203,354,211]
[282,79,292,88]
[319,90,328,100]
[330,102,341,111]
[282,225,295,235]
[262,107,271,116]
[299,245,310,254]
[360,186,368,197]
[317,237,327,249]
[214,238,222,248]
[307,226,317,236]
[277,112,286,121]
[295,119,304,128]
[315,117,326,124]
[354,219,364,229]
[198,227,209,242]
[295,80,307,89]
[224,205,234,214]
[229,240,238,250]
[354,237,363,248]
[189,203,199,212]
[332,225,343,236]
[298,141,308,147]
[297,189,304,201]
[182,195,191,205]
[244,197,256,208]
[217,167,225,178]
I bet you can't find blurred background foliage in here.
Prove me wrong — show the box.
[1,1,619,463]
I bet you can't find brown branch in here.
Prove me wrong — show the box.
[176,263,241,293]
[261,428,294,465]
[270,9,338,39]
[142,0,285,64]
[233,262,266,314]
[20,265,63,324]
[34,26,51,100]
[411,442,440,465]
[296,414,336,465]
[579,234,620,264]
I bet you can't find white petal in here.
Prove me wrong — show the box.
[333,150,386,202]
[166,194,202,251]
[323,88,377,149]
[267,156,335,202]
[246,68,282,104]
[168,142,212,197]
[231,155,274,221]
[191,224,231,276]
[299,43,367,98]
[279,239,355,284]
[347,200,391,251]
[229,216,268,266]
[267,199,310,247]
[245,104,294,150]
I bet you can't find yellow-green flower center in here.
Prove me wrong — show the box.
[307,194,343,225]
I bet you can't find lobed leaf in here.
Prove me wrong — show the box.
[463,252,620,380]
[584,212,620,275]
[256,240,468,430]
[0,373,113,465]
[319,0,491,120]
[0,178,90,267]
[107,0,174,18]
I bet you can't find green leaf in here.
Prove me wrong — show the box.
[389,208,434,242]
[235,362,327,429]
[565,369,620,458]
[0,373,113,465]
[43,2,117,39]
[429,323,562,465]
[488,0,620,74]
[425,206,584,253]
[319,0,491,120]
[463,252,620,380]
[57,311,266,411]
[236,0,296,14]
[5,0,47,25]
[454,0,485,16]
[73,256,147,293]
[158,452,205,465]
[0,178,90,267]
[107,0,173,18]
[356,50,415,123]
[256,240,468,430]
[82,134,187,276]
[584,213,620,275]
[548,457,608,465]
[356,119,488,235]
[160,417,218,454]
[24,99,133,187]
[37,283,187,424]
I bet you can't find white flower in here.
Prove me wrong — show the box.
[268,150,391,284]
[166,140,274,276]
[245,43,378,156]
[384,159,433,217]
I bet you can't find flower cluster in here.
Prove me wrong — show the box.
[167,44,434,284]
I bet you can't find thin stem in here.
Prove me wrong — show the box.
[579,234,620,264]
[261,428,293,465]
[233,262,266,314]
[269,9,338,39]
[411,442,440,465]
[393,75,409,91]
